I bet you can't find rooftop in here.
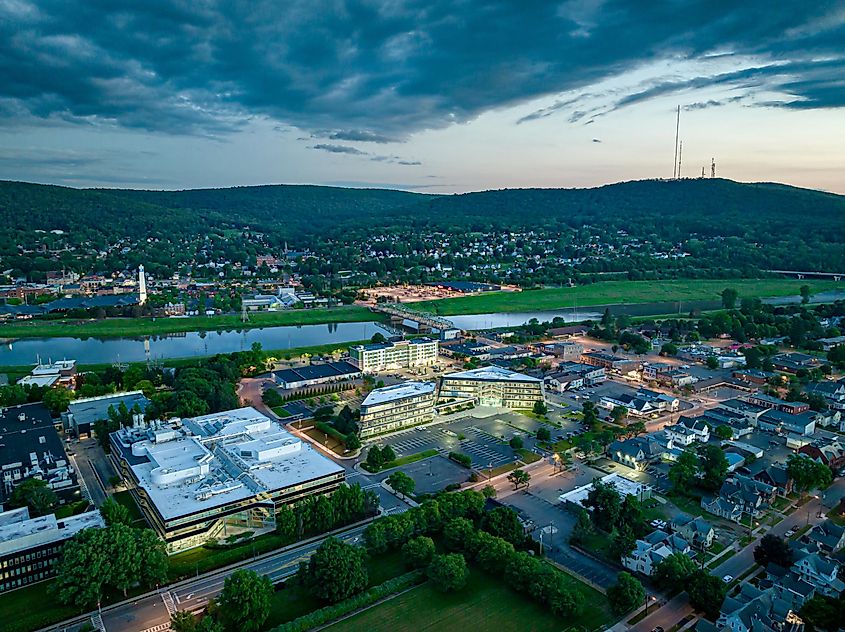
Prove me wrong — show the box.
[443,365,541,383]
[113,407,343,520]
[362,381,436,407]
[0,507,104,557]
[65,391,150,426]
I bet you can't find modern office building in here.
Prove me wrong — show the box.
[439,366,545,408]
[359,382,436,438]
[109,407,344,553]
[273,361,362,389]
[349,338,438,373]
[0,507,104,594]
[0,403,80,506]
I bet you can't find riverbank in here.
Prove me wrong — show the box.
[0,339,373,377]
[0,304,379,339]
[407,279,842,316]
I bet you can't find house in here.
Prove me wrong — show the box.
[702,474,775,522]
[673,415,711,442]
[771,352,822,374]
[792,552,845,597]
[743,460,793,497]
[747,394,810,415]
[642,363,673,382]
[580,352,638,373]
[816,335,845,352]
[600,393,656,417]
[670,513,715,549]
[812,408,842,429]
[636,388,680,412]
[607,436,667,470]
[718,580,808,632]
[733,369,778,385]
[622,529,692,576]
[716,354,747,369]
[804,380,845,411]
[757,409,816,436]
[544,371,584,393]
[809,520,845,554]
[798,440,845,471]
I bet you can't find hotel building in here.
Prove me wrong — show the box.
[439,366,545,409]
[349,338,438,373]
[359,382,436,438]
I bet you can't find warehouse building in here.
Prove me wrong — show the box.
[359,382,437,438]
[273,361,362,389]
[439,366,544,408]
[349,338,438,373]
[110,407,344,553]
[62,390,150,439]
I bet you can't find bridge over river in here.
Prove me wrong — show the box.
[370,303,456,333]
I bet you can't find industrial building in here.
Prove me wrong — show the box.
[349,338,438,373]
[359,382,437,438]
[0,507,104,594]
[273,361,362,389]
[16,360,77,389]
[0,403,80,506]
[62,391,150,438]
[438,366,544,409]
[109,407,344,553]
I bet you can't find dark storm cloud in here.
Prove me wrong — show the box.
[1,1,843,137]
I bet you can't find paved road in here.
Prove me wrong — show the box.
[101,523,371,632]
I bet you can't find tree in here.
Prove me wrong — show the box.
[10,477,58,516]
[507,469,531,490]
[721,288,738,309]
[104,524,140,596]
[610,405,628,424]
[344,433,361,451]
[370,332,387,344]
[216,569,273,632]
[687,570,727,619]
[706,355,720,370]
[443,517,475,551]
[570,507,593,545]
[427,553,469,592]
[135,527,168,589]
[402,536,435,569]
[800,284,811,304]
[669,450,699,494]
[380,444,397,463]
[753,534,793,568]
[42,387,74,415]
[610,524,637,561]
[533,400,548,416]
[276,505,297,541]
[653,553,698,593]
[54,528,111,608]
[100,497,132,526]
[660,342,679,356]
[713,425,733,440]
[297,537,367,603]
[618,495,644,534]
[581,401,599,428]
[365,445,383,470]
[607,572,645,615]
[536,426,551,441]
[800,595,845,632]
[698,444,729,491]
[386,471,416,497]
[481,506,525,546]
[509,436,524,450]
[787,454,833,496]
[584,479,622,532]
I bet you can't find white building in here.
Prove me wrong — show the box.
[359,382,437,438]
[622,529,692,576]
[439,365,544,409]
[110,407,344,553]
[349,338,439,373]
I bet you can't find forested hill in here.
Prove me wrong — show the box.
[1,177,843,246]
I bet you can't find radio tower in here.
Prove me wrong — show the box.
[711,157,716,178]
[677,141,683,179]
[672,105,681,179]
[138,265,147,305]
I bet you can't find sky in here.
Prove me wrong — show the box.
[1,1,844,194]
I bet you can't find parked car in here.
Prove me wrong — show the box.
[722,575,733,583]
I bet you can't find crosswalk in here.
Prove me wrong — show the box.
[140,623,171,632]
[161,590,177,616]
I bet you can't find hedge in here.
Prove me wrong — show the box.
[449,452,472,468]
[268,570,425,632]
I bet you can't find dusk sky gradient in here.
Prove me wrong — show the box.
[2,1,844,193]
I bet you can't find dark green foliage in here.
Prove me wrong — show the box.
[536,426,551,441]
[607,572,645,615]
[386,471,416,497]
[401,536,436,569]
[296,537,368,603]
[9,478,58,516]
[687,570,728,619]
[480,506,526,546]
[653,553,698,594]
[216,569,273,632]
[427,553,469,592]
[584,479,622,532]
[100,497,132,526]
[448,451,472,467]
[753,534,793,568]
[787,454,833,494]
[509,436,524,450]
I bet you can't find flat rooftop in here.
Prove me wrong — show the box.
[443,365,541,383]
[66,391,150,426]
[362,381,436,407]
[0,507,104,557]
[274,361,360,384]
[559,472,651,507]
[113,407,343,521]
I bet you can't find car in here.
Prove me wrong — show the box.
[784,528,796,537]
[722,575,733,583]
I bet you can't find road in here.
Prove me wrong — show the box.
[630,480,845,632]
[100,523,370,632]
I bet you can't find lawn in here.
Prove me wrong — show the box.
[111,490,147,526]
[0,305,379,339]
[0,581,79,632]
[271,406,292,418]
[367,449,440,473]
[324,569,611,632]
[407,279,840,316]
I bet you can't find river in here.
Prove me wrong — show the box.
[0,321,391,366]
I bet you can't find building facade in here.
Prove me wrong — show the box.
[439,366,544,409]
[349,338,439,373]
[359,382,436,438]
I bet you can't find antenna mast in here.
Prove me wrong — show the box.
[711,157,716,178]
[677,141,683,179]
[672,105,680,179]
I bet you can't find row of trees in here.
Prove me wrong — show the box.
[669,445,729,495]
[275,483,378,543]
[571,479,647,562]
[649,553,727,619]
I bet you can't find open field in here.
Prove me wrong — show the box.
[408,279,841,316]
[0,581,79,632]
[0,305,379,339]
[325,569,612,632]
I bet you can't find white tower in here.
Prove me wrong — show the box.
[138,264,148,305]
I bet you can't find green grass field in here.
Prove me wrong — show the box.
[0,305,378,339]
[0,581,79,632]
[409,279,841,316]
[325,569,611,632]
